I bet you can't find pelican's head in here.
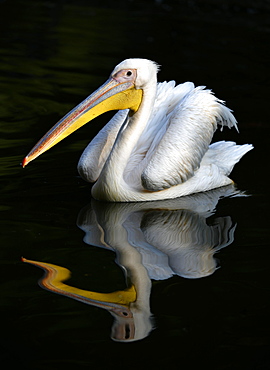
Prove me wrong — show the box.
[112,58,159,89]
[22,58,159,167]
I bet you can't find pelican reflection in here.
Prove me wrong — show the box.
[23,185,243,341]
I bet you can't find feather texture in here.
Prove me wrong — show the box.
[76,59,251,202]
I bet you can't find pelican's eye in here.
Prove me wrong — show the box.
[113,68,137,83]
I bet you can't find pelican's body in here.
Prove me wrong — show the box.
[23,59,253,201]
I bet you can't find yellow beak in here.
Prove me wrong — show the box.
[22,77,143,167]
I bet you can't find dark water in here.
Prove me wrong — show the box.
[1,0,269,369]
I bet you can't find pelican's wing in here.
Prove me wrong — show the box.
[78,109,128,182]
[141,86,238,191]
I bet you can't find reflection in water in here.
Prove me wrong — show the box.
[23,185,243,342]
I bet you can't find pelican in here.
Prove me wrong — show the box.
[22,58,253,202]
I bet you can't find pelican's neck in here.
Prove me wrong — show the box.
[94,79,157,196]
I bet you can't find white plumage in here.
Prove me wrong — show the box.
[23,58,253,201]
[77,59,252,201]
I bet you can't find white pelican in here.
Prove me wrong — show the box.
[22,58,253,202]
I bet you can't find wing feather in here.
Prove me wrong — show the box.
[141,86,237,191]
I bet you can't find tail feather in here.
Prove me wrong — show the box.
[204,141,253,176]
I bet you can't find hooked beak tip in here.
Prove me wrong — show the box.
[21,157,28,168]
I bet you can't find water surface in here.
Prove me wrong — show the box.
[1,1,269,369]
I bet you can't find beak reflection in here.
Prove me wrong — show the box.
[22,185,241,342]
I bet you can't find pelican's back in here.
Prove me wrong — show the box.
[125,81,238,191]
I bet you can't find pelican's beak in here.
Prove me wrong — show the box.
[22,71,142,167]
